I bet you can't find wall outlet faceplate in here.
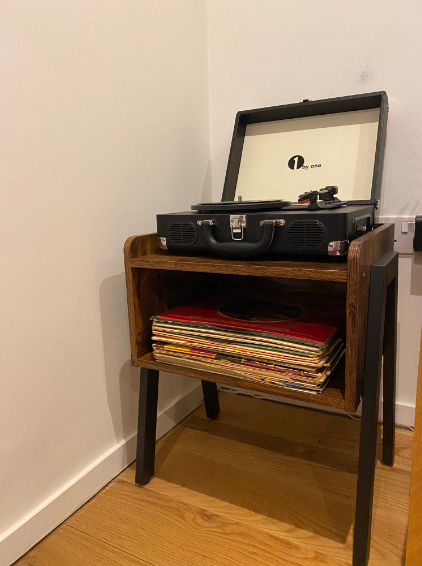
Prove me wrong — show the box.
[377,216,417,254]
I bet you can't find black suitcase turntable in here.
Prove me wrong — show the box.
[157,92,388,259]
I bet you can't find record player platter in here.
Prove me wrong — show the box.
[191,199,290,213]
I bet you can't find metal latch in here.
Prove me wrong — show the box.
[157,236,167,250]
[328,240,349,256]
[230,215,246,240]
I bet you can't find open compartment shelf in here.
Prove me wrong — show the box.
[137,351,346,409]
[124,224,394,413]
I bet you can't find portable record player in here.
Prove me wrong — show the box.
[157,92,388,259]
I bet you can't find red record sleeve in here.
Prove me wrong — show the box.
[156,291,345,345]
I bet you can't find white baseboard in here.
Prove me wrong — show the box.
[156,383,204,439]
[392,402,416,428]
[218,385,416,427]
[0,384,203,566]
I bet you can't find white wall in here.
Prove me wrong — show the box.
[0,1,209,563]
[2,2,421,562]
[206,0,422,423]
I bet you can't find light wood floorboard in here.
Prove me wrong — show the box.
[15,392,412,566]
[13,524,152,566]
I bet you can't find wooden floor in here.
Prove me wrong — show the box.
[15,392,413,566]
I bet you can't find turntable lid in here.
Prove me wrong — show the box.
[222,92,387,206]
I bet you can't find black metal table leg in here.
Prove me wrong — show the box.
[353,251,398,566]
[201,380,220,419]
[382,275,397,466]
[135,367,159,486]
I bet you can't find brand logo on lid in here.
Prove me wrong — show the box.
[288,155,321,171]
[288,155,304,170]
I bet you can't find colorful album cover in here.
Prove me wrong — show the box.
[154,290,345,345]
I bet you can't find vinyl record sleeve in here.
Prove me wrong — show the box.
[154,353,342,394]
[155,290,346,346]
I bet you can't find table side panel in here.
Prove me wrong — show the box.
[124,239,143,364]
[345,224,394,412]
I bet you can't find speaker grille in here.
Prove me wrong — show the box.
[286,220,326,250]
[167,222,197,246]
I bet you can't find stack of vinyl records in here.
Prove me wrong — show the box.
[151,290,346,394]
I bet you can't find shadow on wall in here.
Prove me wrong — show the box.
[210,149,231,200]
[200,160,213,203]
[98,270,139,448]
[410,253,422,296]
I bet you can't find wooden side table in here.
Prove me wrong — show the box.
[124,224,397,566]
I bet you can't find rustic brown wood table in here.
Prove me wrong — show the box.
[124,224,397,566]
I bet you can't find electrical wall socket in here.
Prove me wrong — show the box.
[377,216,416,254]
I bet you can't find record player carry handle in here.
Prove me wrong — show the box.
[200,220,275,258]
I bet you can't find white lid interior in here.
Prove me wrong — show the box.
[235,108,380,203]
